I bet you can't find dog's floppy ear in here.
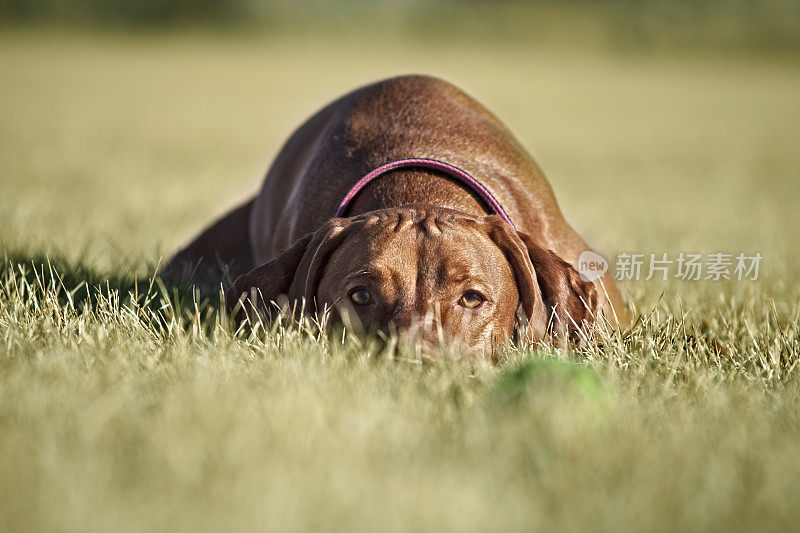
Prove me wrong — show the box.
[515,231,599,342]
[485,216,598,342]
[226,218,358,317]
[484,219,549,340]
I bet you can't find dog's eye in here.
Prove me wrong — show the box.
[459,291,484,309]
[349,288,372,305]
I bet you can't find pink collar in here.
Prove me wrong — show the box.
[334,158,515,227]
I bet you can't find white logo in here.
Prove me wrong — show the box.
[578,250,608,282]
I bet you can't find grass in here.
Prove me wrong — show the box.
[1,30,800,532]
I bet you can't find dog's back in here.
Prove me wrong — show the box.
[252,75,571,260]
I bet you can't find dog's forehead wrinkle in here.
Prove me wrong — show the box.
[419,212,444,236]
[353,219,504,287]
[393,210,414,233]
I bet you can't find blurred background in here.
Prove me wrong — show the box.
[2,0,800,50]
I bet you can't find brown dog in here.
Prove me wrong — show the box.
[165,75,627,352]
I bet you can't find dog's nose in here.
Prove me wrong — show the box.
[387,331,439,363]
[388,307,441,337]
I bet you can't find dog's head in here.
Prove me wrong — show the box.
[227,205,598,354]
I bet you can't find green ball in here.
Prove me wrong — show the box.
[491,356,614,427]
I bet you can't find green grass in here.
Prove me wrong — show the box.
[1,31,800,532]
